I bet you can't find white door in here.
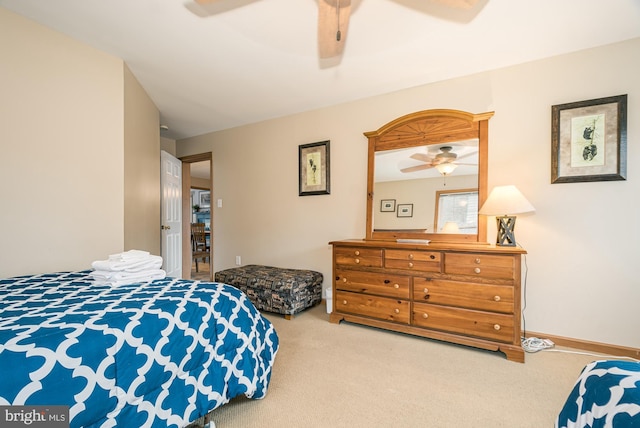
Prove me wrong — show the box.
[161,151,182,277]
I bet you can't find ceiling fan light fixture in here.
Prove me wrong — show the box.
[436,163,458,176]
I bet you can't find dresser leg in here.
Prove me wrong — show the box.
[329,313,344,324]
[501,345,525,363]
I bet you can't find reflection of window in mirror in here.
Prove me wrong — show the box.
[435,189,478,233]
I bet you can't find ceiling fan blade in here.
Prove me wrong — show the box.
[401,163,433,173]
[409,153,433,162]
[318,0,351,58]
[430,0,480,9]
[454,151,477,162]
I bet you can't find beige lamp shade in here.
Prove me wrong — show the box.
[441,221,460,233]
[479,185,535,216]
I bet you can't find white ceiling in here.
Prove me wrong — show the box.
[2,0,639,140]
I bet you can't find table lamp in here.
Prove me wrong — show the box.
[441,221,460,233]
[478,185,535,246]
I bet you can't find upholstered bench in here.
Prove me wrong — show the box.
[214,264,323,319]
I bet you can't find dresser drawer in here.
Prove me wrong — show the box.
[335,247,383,268]
[335,290,410,324]
[385,249,441,272]
[444,253,515,280]
[413,302,514,342]
[413,278,514,314]
[336,269,410,299]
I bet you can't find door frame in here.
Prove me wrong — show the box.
[180,152,213,280]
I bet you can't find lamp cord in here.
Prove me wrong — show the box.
[517,243,638,360]
[336,0,342,41]
[518,244,554,352]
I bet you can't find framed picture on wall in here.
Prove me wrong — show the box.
[551,94,627,183]
[397,204,413,218]
[299,140,330,196]
[380,199,396,212]
[199,191,210,208]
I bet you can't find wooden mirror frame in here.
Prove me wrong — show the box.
[364,109,494,243]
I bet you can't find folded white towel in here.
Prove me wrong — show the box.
[109,249,150,261]
[90,269,166,286]
[92,255,162,272]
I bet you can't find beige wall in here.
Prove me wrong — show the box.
[124,65,161,254]
[178,38,640,349]
[0,8,159,277]
[190,177,210,190]
[161,137,177,156]
[0,8,124,276]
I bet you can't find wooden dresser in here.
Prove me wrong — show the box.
[330,239,527,362]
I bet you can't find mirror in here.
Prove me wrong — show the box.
[364,109,493,243]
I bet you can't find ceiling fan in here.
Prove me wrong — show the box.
[194,0,481,58]
[400,145,476,175]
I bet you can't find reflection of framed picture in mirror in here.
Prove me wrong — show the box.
[397,204,413,218]
[380,199,396,212]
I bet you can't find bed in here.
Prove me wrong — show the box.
[0,270,279,427]
[556,359,640,428]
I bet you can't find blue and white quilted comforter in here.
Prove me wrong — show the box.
[556,359,640,428]
[0,271,279,428]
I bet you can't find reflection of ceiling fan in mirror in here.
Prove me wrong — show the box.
[193,0,482,58]
[401,145,477,176]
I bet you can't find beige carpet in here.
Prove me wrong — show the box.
[208,303,602,428]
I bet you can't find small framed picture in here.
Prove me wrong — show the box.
[299,140,330,196]
[397,204,413,218]
[380,199,396,212]
[551,94,627,183]
[199,191,210,208]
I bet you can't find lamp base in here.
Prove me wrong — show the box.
[495,216,517,247]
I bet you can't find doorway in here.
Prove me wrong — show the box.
[180,153,213,280]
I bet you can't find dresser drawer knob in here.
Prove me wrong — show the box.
[355,258,360,264]
[408,262,414,268]
[408,254,414,260]
[394,308,400,314]
[394,283,400,289]
[474,267,481,274]
[422,313,429,319]
[475,258,481,264]
[430,254,436,260]
[494,295,501,302]
[342,277,348,283]
[494,324,501,331]
[423,288,429,293]
[384,279,390,284]
[354,250,360,256]
[342,300,348,305]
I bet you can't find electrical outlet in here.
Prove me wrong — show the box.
[235,256,241,266]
